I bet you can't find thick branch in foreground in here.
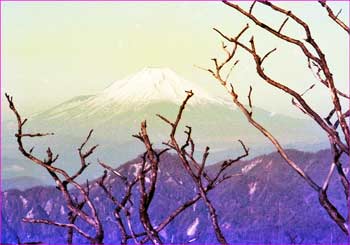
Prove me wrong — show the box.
[203,1,350,234]
[223,0,350,150]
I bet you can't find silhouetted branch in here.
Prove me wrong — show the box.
[205,1,350,236]
[249,1,256,14]
[134,124,163,244]
[307,58,349,100]
[318,0,350,34]
[140,162,242,244]
[260,48,277,64]
[98,169,139,244]
[15,133,54,138]
[278,17,289,33]
[248,86,253,114]
[98,160,127,181]
[224,1,350,150]
[157,91,250,244]
[211,140,249,184]
[6,94,104,244]
[22,218,93,242]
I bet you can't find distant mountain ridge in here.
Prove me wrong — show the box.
[3,67,327,181]
[2,176,46,191]
[29,68,326,150]
[2,149,349,244]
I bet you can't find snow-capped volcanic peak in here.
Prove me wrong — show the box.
[34,67,230,121]
[89,67,221,106]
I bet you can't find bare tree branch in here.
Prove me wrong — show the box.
[260,48,277,64]
[15,133,54,138]
[156,91,246,244]
[249,1,257,14]
[98,169,139,244]
[205,1,350,236]
[134,124,163,244]
[278,17,289,33]
[23,218,93,242]
[6,94,104,244]
[98,160,127,181]
[248,86,253,114]
[223,1,350,149]
[318,0,350,34]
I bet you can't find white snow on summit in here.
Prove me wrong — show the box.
[38,67,230,120]
[87,67,224,107]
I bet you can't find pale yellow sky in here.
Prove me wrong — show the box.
[1,1,349,118]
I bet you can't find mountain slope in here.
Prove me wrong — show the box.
[34,67,227,121]
[29,67,325,150]
[2,176,46,191]
[2,150,349,244]
[3,67,327,181]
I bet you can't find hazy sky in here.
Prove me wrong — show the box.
[2,1,349,118]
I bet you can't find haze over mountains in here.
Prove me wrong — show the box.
[2,68,346,244]
[2,67,327,182]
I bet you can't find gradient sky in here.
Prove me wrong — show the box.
[1,1,349,118]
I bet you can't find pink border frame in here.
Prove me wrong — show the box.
[0,0,349,244]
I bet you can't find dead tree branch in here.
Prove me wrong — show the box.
[7,88,250,244]
[6,94,104,244]
[22,218,93,240]
[223,0,350,150]
[202,0,350,235]
[98,168,138,244]
[318,0,350,34]
[157,91,249,244]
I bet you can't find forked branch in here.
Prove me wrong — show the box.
[203,0,350,235]
[6,93,104,244]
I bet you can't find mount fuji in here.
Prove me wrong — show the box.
[3,67,326,181]
[34,67,228,121]
[88,67,225,106]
